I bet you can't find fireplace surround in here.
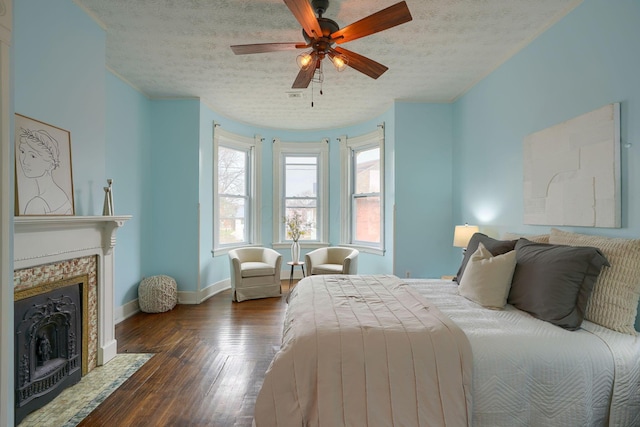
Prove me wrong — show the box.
[14,216,130,365]
[13,216,130,422]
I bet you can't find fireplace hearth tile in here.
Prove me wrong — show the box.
[18,353,153,427]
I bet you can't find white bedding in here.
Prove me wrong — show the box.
[408,279,640,427]
[254,275,473,427]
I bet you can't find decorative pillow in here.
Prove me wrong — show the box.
[455,233,516,282]
[502,232,550,244]
[458,243,517,309]
[508,239,610,330]
[549,228,640,335]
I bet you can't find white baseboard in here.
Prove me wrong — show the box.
[178,279,231,304]
[198,279,231,303]
[98,339,118,365]
[114,279,234,322]
[115,298,140,324]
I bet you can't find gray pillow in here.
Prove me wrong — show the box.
[508,239,610,330]
[455,233,517,282]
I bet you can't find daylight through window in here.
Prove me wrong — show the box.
[273,139,329,245]
[218,145,249,245]
[213,126,261,253]
[353,147,381,244]
[284,155,318,241]
[340,126,384,252]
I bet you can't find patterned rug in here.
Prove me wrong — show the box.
[19,353,154,427]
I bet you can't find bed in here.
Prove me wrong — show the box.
[254,230,640,427]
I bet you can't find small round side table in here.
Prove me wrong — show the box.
[287,261,306,300]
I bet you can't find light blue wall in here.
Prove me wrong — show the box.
[394,103,456,278]
[14,0,106,215]
[105,73,152,305]
[452,0,640,329]
[453,0,639,238]
[148,100,201,292]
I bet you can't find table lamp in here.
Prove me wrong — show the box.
[453,223,479,255]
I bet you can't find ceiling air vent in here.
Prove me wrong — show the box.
[286,91,304,99]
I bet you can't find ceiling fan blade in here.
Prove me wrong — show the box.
[331,47,388,79]
[331,1,412,44]
[292,56,319,88]
[283,0,323,39]
[231,42,308,55]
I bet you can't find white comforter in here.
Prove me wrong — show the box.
[408,279,640,427]
[254,275,473,427]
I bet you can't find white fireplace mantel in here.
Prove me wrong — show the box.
[14,215,131,365]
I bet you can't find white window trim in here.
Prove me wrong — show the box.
[339,124,385,255]
[212,124,262,256]
[273,138,329,249]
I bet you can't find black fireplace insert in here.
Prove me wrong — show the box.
[14,282,82,425]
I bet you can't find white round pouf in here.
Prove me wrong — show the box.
[138,275,178,313]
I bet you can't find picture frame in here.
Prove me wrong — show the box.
[14,114,75,216]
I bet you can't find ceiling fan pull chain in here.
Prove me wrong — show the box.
[311,80,314,107]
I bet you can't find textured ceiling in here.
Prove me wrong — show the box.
[74,0,582,130]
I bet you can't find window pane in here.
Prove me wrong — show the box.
[354,196,380,243]
[355,148,380,194]
[285,199,317,209]
[285,156,317,197]
[218,196,245,244]
[284,207,317,240]
[218,146,246,196]
[287,156,317,165]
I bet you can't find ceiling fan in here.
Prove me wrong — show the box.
[230,0,413,89]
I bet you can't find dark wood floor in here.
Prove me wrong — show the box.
[78,282,293,427]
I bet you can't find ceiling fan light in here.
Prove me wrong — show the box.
[296,52,314,70]
[330,54,348,72]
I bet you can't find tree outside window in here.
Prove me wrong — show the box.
[213,126,261,254]
[218,145,248,245]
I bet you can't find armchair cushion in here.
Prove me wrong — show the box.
[241,262,276,278]
[312,264,344,275]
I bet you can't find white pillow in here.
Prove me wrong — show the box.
[458,242,517,309]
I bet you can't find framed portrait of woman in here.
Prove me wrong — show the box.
[14,114,75,216]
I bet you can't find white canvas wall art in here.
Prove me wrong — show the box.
[523,103,620,228]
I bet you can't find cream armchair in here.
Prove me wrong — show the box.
[305,247,359,276]
[228,247,282,302]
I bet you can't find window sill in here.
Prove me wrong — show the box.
[340,244,385,256]
[272,242,329,250]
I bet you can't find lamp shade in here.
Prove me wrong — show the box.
[453,224,479,248]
